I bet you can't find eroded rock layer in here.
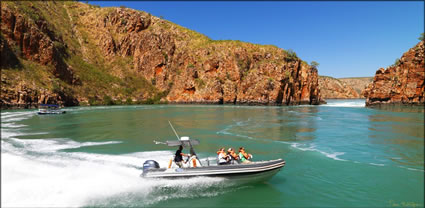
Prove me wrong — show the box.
[1,2,323,108]
[365,41,424,106]
[319,76,362,99]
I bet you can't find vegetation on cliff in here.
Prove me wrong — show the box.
[364,41,424,106]
[318,76,372,99]
[338,77,373,97]
[1,1,323,108]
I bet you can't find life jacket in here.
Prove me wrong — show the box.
[188,155,201,168]
[218,152,228,164]
[228,153,239,164]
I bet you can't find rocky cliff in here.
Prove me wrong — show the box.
[364,41,424,106]
[1,2,323,108]
[319,76,373,99]
[339,77,373,97]
[319,76,359,99]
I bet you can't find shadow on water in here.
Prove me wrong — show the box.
[292,107,318,141]
[367,105,424,168]
[241,106,319,143]
[208,106,319,160]
[367,104,424,113]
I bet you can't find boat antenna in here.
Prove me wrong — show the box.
[168,121,201,165]
[168,121,180,140]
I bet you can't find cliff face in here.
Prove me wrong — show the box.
[319,76,373,99]
[339,77,373,97]
[319,76,360,99]
[1,2,323,108]
[1,2,79,108]
[364,41,424,106]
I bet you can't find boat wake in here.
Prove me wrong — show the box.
[217,119,257,140]
[1,112,231,207]
[290,143,347,161]
[217,120,348,162]
[218,120,424,173]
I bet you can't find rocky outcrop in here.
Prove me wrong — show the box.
[1,35,21,69]
[90,7,323,105]
[1,2,324,108]
[1,4,79,84]
[339,77,373,97]
[319,76,373,99]
[319,76,360,99]
[1,75,78,109]
[161,46,323,105]
[364,41,424,106]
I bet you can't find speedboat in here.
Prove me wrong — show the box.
[37,104,66,115]
[141,122,285,183]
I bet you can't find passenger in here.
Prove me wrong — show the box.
[238,147,253,163]
[216,148,224,155]
[174,145,189,168]
[188,148,199,168]
[217,148,230,165]
[227,148,239,164]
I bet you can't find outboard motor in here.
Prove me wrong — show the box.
[142,160,160,176]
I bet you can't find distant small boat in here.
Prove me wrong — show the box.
[37,104,66,115]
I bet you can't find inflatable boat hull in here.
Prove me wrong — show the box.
[142,158,285,182]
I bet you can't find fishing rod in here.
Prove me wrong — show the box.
[168,120,180,140]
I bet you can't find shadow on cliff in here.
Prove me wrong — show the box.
[0,35,22,69]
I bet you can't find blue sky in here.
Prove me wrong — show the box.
[90,1,423,78]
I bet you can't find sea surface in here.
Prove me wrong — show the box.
[1,99,424,207]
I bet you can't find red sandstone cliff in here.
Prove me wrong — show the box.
[364,41,424,106]
[1,2,323,108]
[319,76,360,99]
[318,76,373,99]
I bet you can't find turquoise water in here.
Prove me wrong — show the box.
[1,99,424,207]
